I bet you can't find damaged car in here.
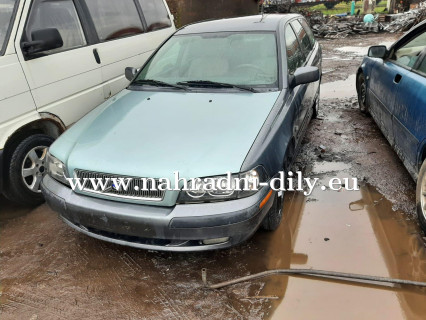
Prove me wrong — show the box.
[356,20,426,233]
[41,14,322,251]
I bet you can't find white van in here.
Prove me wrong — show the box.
[0,0,175,205]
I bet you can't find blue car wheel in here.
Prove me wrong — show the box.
[417,160,426,233]
[357,73,369,114]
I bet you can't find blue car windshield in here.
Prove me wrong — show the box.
[135,32,278,88]
[0,0,18,54]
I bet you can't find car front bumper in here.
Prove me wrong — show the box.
[41,175,274,252]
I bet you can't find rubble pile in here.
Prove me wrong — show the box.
[383,6,426,32]
[303,3,426,38]
[311,17,382,38]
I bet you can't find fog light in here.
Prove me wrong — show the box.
[202,237,230,245]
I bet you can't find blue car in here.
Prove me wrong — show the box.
[41,14,322,251]
[356,21,426,233]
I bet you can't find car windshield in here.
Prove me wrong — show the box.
[0,0,17,53]
[134,32,278,89]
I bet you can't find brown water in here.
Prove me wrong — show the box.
[249,182,426,319]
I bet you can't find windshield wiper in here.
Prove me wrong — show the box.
[131,79,188,91]
[177,80,256,93]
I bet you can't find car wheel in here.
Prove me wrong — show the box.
[357,73,369,114]
[5,134,54,206]
[261,191,284,231]
[416,159,426,233]
[313,93,320,119]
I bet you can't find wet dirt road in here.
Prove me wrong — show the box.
[1,34,426,320]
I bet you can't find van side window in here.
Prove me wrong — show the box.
[299,19,316,48]
[25,0,86,54]
[291,20,313,55]
[138,0,172,32]
[285,26,304,75]
[85,0,144,41]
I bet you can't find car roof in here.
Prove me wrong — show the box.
[176,14,301,35]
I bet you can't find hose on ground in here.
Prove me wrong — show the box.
[203,268,426,289]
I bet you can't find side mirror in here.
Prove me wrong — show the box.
[289,66,320,89]
[368,45,387,59]
[125,67,138,81]
[22,28,63,56]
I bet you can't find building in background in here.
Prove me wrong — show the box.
[166,0,259,27]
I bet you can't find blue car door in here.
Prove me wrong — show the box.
[368,60,401,145]
[392,49,426,175]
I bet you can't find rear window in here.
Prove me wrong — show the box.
[138,0,171,32]
[85,0,144,41]
[291,20,313,54]
[299,19,315,47]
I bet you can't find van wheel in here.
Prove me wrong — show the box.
[313,94,320,119]
[357,73,369,114]
[261,191,284,231]
[416,160,426,233]
[5,134,54,206]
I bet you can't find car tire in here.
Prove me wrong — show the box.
[261,191,284,231]
[313,94,320,119]
[416,159,426,233]
[357,73,369,114]
[4,134,54,206]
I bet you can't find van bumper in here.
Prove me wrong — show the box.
[41,175,274,252]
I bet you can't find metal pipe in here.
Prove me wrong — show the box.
[205,269,426,289]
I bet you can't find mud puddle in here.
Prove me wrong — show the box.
[249,180,426,319]
[321,74,357,99]
[335,42,394,56]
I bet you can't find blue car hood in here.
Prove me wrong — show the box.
[52,89,280,181]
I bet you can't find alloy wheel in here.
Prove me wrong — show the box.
[21,146,48,193]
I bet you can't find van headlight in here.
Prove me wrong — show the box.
[177,166,269,203]
[46,152,70,186]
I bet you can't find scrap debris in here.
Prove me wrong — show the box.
[301,3,426,38]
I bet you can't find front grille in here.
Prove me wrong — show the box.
[74,169,165,201]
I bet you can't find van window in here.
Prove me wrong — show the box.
[25,0,86,54]
[138,0,171,32]
[85,0,144,41]
[291,20,313,55]
[285,26,304,75]
[1,0,18,55]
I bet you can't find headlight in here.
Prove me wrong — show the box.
[46,152,70,186]
[177,166,269,204]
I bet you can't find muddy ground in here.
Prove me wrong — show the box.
[1,33,426,320]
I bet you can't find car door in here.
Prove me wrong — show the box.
[391,31,426,173]
[84,0,175,98]
[294,19,321,116]
[284,21,312,143]
[367,61,403,145]
[15,0,105,127]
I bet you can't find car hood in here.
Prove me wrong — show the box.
[51,89,280,181]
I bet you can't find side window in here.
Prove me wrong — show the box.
[285,26,304,75]
[390,31,426,69]
[85,0,144,41]
[415,54,426,76]
[291,20,312,55]
[299,19,315,48]
[138,0,172,32]
[25,0,86,54]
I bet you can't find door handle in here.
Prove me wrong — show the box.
[394,74,402,84]
[93,48,101,64]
